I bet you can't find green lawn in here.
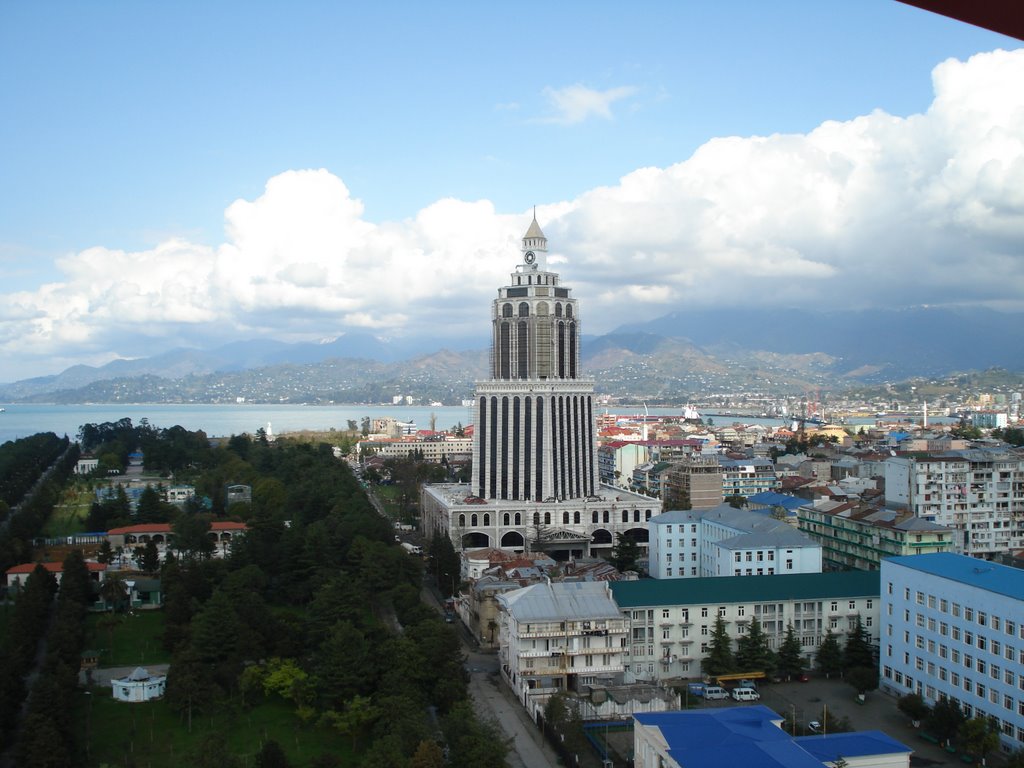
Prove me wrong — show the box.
[42,487,96,537]
[75,688,355,767]
[85,610,171,667]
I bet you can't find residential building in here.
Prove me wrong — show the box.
[598,441,650,488]
[881,553,1024,753]
[721,457,779,498]
[610,571,880,683]
[498,580,628,718]
[798,502,954,570]
[357,436,472,462]
[634,708,910,768]
[422,217,661,559]
[6,560,106,589]
[884,449,1024,556]
[647,505,821,579]
[661,454,723,510]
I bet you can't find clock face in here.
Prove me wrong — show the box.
[524,251,536,264]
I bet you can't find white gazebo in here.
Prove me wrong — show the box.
[111,667,166,702]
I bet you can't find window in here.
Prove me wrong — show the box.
[662,609,670,619]
[701,607,708,618]
[849,600,856,610]
[966,607,974,622]
[831,601,838,612]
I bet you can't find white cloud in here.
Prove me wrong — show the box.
[2,49,1023,378]
[540,84,638,124]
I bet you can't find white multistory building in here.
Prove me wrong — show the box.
[497,580,628,719]
[648,504,822,580]
[881,553,1024,754]
[884,449,1024,556]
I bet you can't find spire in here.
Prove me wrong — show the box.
[524,209,545,241]
[522,208,547,254]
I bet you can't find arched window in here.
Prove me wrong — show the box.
[502,303,513,317]
[514,513,521,525]
[555,302,563,317]
[471,513,478,527]
[533,512,540,525]
[573,511,580,524]
[645,509,652,521]
[503,513,510,525]
[603,510,609,523]
[592,511,599,524]
[566,304,573,318]
[483,514,490,526]
[544,512,551,525]
[621,510,628,523]
[562,511,569,524]
[459,514,466,527]
[634,510,640,522]
[518,302,529,317]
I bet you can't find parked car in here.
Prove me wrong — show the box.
[703,686,730,700]
[731,687,760,702]
[807,721,822,733]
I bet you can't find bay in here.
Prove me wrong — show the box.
[0,403,475,445]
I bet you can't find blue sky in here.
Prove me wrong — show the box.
[0,2,1021,380]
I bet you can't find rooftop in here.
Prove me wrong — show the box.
[499,580,621,622]
[884,553,1024,601]
[611,571,880,608]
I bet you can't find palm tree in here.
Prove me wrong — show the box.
[99,572,128,612]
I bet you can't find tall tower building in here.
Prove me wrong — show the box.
[472,215,598,502]
[421,214,660,559]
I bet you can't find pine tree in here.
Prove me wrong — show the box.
[843,614,874,669]
[703,615,735,676]
[736,616,774,673]
[816,630,843,678]
[776,622,804,680]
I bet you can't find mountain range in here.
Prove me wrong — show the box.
[2,307,1022,404]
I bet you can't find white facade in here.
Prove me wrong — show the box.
[498,581,628,719]
[648,504,821,580]
[111,667,166,702]
[881,554,1024,754]
[611,571,880,684]
[884,450,1024,556]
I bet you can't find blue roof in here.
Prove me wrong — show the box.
[884,553,1024,601]
[635,710,910,768]
[795,731,911,760]
[746,492,804,512]
[635,707,823,768]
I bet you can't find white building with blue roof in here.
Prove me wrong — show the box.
[634,707,910,768]
[648,503,822,579]
[881,553,1024,754]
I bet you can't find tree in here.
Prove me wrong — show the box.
[735,616,774,673]
[843,615,874,669]
[96,539,114,564]
[140,538,161,574]
[321,695,381,750]
[173,514,215,560]
[959,716,999,763]
[609,531,641,573]
[58,549,93,607]
[845,666,877,697]
[703,615,734,676]
[926,696,965,745]
[99,572,128,612]
[725,494,746,508]
[776,622,804,681]
[410,740,445,768]
[255,740,292,768]
[897,692,930,725]
[816,630,843,678]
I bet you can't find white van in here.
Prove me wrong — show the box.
[703,686,730,700]
[731,687,760,701]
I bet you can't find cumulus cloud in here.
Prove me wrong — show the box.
[540,84,638,124]
[1,49,1023,378]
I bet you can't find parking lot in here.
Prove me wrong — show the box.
[688,677,967,767]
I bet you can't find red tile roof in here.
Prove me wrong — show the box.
[107,521,246,535]
[7,561,106,575]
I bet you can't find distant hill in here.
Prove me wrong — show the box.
[1,306,1021,403]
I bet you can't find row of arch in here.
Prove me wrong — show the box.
[456,508,655,528]
[500,301,574,318]
[460,527,650,550]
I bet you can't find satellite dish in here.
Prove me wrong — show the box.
[889,450,897,457]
